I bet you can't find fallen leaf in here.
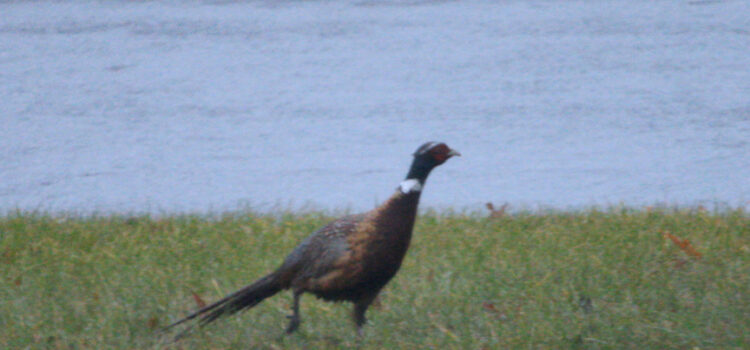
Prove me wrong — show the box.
[486,202,509,218]
[663,231,702,259]
[192,291,207,308]
[147,316,159,329]
[481,301,508,320]
[481,301,498,312]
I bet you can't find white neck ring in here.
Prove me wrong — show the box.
[399,179,422,194]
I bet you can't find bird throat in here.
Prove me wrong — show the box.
[400,155,435,194]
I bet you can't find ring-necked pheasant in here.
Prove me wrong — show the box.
[164,142,460,339]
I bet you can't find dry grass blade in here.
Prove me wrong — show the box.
[428,313,459,341]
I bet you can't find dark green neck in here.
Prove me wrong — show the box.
[405,157,434,184]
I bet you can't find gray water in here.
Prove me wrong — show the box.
[1,0,749,214]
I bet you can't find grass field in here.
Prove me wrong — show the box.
[1,207,748,349]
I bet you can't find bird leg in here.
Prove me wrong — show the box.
[353,294,377,336]
[285,290,302,334]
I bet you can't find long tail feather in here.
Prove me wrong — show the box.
[163,272,283,338]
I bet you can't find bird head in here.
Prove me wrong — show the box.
[404,142,460,184]
[413,142,461,166]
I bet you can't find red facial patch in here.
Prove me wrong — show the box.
[429,144,450,162]
[433,153,448,162]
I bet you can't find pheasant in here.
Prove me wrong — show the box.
[165,142,460,338]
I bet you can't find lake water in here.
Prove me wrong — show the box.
[1,0,749,214]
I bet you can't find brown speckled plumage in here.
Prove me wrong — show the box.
[164,142,459,339]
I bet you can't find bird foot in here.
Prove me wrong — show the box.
[285,315,300,334]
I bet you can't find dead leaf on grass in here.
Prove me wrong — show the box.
[147,316,159,329]
[192,291,207,308]
[486,202,509,218]
[663,231,702,259]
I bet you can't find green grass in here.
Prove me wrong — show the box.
[1,208,748,349]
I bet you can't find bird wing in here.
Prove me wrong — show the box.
[278,214,370,291]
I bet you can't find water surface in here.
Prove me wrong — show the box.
[1,0,748,213]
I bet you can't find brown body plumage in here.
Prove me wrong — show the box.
[164,142,459,339]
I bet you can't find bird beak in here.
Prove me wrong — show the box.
[448,149,461,158]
